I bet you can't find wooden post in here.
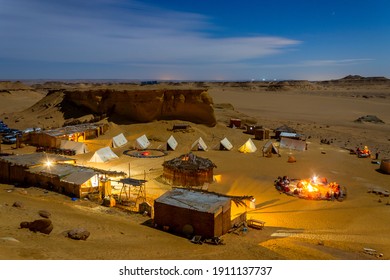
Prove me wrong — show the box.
[144,170,147,200]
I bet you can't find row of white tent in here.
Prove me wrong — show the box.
[65,133,304,163]
[87,136,257,163]
[129,134,304,153]
[59,133,130,155]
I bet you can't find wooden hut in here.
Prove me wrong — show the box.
[274,125,297,139]
[0,153,110,199]
[25,123,108,149]
[154,188,232,238]
[254,128,271,140]
[27,164,102,199]
[162,153,216,187]
[245,125,262,135]
[229,118,241,128]
[0,153,75,184]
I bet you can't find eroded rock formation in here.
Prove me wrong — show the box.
[63,89,216,126]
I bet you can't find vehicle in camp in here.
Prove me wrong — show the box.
[2,134,18,144]
[0,126,11,134]
[22,127,42,134]
[1,129,22,144]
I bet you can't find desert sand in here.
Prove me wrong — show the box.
[1,78,390,260]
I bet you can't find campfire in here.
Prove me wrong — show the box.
[351,145,371,158]
[275,175,346,201]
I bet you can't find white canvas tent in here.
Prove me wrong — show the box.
[88,147,119,163]
[191,137,207,151]
[167,135,178,151]
[136,134,150,150]
[220,137,233,151]
[262,140,279,156]
[238,138,257,153]
[280,137,306,151]
[112,133,128,148]
[60,140,89,155]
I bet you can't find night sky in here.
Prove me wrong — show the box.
[1,0,389,80]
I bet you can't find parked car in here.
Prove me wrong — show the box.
[0,127,11,134]
[22,127,42,134]
[2,134,18,144]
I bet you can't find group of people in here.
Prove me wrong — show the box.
[275,176,291,192]
[274,175,346,201]
[356,146,371,158]
[325,182,342,200]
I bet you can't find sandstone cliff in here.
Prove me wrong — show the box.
[60,89,216,126]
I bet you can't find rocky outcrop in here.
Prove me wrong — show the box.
[62,89,216,126]
[319,75,390,86]
[20,219,53,234]
[354,115,385,124]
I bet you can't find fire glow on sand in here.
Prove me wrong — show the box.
[275,175,347,201]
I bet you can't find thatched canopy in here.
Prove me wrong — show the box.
[163,153,216,172]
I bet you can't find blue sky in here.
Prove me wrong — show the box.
[0,0,389,81]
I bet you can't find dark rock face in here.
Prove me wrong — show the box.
[67,228,90,241]
[63,89,216,126]
[20,219,53,234]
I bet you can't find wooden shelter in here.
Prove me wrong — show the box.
[154,188,232,238]
[245,125,262,135]
[0,153,118,199]
[274,125,297,139]
[27,164,103,199]
[115,177,148,208]
[254,128,271,140]
[0,153,75,184]
[162,153,216,187]
[280,137,307,151]
[24,123,108,149]
[229,118,242,128]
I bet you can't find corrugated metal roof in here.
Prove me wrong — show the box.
[279,132,300,138]
[62,171,96,185]
[155,188,230,213]
[0,153,73,167]
[41,123,101,137]
[28,164,97,184]
[29,163,84,176]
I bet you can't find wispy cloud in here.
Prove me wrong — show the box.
[302,58,374,67]
[0,0,300,66]
[255,58,374,69]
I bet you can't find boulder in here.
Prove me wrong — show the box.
[67,228,90,241]
[12,201,23,208]
[38,210,51,218]
[20,219,53,234]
